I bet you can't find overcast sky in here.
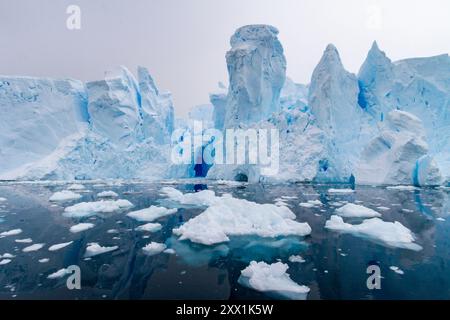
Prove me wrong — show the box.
[1,0,449,117]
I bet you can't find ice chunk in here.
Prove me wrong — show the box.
[22,243,45,252]
[288,255,305,263]
[389,266,404,275]
[67,184,85,191]
[39,258,50,263]
[47,268,71,279]
[48,241,73,251]
[64,199,133,218]
[49,190,82,202]
[335,203,381,218]
[325,215,421,251]
[127,206,177,222]
[15,238,33,243]
[135,223,162,232]
[0,259,12,265]
[0,197,7,202]
[0,253,15,259]
[0,229,22,237]
[170,189,311,245]
[386,185,418,191]
[239,261,310,300]
[160,187,218,206]
[142,242,167,256]
[97,191,118,198]
[84,243,118,257]
[164,248,176,254]
[328,188,355,194]
[69,223,94,233]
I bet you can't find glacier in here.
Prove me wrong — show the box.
[0,66,174,180]
[0,25,449,186]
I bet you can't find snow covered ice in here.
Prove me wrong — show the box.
[166,187,311,245]
[49,190,82,202]
[63,199,133,218]
[325,215,422,251]
[84,243,118,258]
[239,261,310,300]
[335,203,381,218]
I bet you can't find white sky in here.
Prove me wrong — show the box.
[0,0,449,117]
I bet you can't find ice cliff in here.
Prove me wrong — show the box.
[223,25,286,128]
[0,66,174,180]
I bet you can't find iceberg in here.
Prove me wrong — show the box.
[325,215,422,251]
[238,261,310,300]
[223,25,286,128]
[355,110,442,185]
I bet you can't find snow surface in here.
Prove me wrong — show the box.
[127,206,178,222]
[142,242,167,256]
[84,243,118,257]
[239,261,310,299]
[70,223,94,233]
[49,190,82,201]
[335,203,381,218]
[325,215,422,250]
[166,187,311,245]
[64,199,133,218]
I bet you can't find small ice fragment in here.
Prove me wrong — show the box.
[22,243,45,252]
[135,223,162,232]
[70,223,94,233]
[142,242,166,256]
[84,243,118,258]
[288,255,305,263]
[48,241,73,251]
[97,191,118,198]
[389,266,404,275]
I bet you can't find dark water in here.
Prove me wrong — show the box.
[0,181,449,300]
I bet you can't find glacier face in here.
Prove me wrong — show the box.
[0,66,174,180]
[223,25,286,128]
[0,76,88,177]
[205,28,448,185]
[358,43,450,180]
[0,25,448,185]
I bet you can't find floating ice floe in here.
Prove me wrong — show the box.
[22,243,45,252]
[84,242,118,257]
[64,199,133,218]
[335,203,381,218]
[67,184,85,191]
[160,187,218,207]
[376,206,390,211]
[239,261,310,300]
[48,241,73,251]
[0,253,15,259]
[0,259,12,265]
[386,185,418,191]
[127,206,177,222]
[299,202,315,208]
[164,248,176,254]
[97,191,118,198]
[135,223,162,232]
[436,217,446,222]
[328,188,355,194]
[402,209,414,213]
[169,188,311,245]
[39,258,50,263]
[0,197,7,202]
[142,242,167,256]
[47,268,71,279]
[70,223,95,233]
[288,255,305,263]
[325,215,422,251]
[49,190,82,202]
[389,266,404,275]
[15,238,33,243]
[0,229,22,237]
